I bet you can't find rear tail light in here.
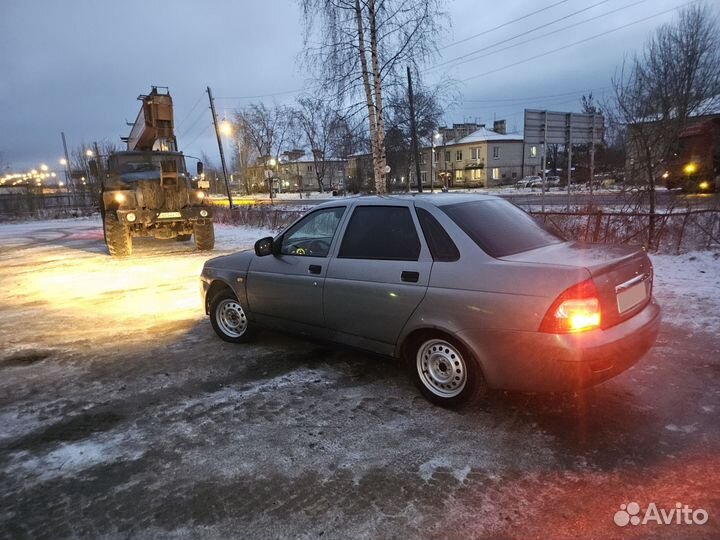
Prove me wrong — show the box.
[540,279,602,333]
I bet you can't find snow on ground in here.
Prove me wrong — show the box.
[651,250,720,335]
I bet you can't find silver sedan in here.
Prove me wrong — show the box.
[200,195,661,407]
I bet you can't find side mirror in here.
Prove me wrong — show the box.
[254,236,274,257]
[88,159,99,176]
[197,161,204,176]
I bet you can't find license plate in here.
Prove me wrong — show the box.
[157,211,182,219]
[617,281,647,313]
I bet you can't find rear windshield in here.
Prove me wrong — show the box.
[441,199,562,257]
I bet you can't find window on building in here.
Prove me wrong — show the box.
[455,170,464,182]
[492,146,500,160]
[471,147,481,160]
[530,145,538,158]
[456,150,463,161]
[338,206,421,261]
[420,171,427,185]
[492,167,500,180]
[444,151,451,162]
[307,165,313,172]
[471,169,483,180]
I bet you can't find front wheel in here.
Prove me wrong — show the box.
[194,220,215,251]
[104,215,132,256]
[209,289,254,343]
[407,334,486,408]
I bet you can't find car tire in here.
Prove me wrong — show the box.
[209,289,254,343]
[406,333,486,408]
[104,214,132,257]
[176,234,192,242]
[194,220,215,251]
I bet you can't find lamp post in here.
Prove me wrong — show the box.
[431,132,442,193]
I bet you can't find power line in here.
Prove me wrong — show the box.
[176,91,207,131]
[462,86,610,103]
[441,0,571,50]
[178,105,210,141]
[461,1,695,83]
[430,0,613,73]
[215,88,306,101]
[182,123,214,150]
[427,0,647,76]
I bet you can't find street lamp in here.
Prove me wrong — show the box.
[219,119,233,137]
[40,163,49,172]
[85,149,94,158]
[59,158,67,166]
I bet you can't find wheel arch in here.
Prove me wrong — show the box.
[205,279,234,314]
[397,326,488,379]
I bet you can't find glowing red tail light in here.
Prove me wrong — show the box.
[540,279,602,333]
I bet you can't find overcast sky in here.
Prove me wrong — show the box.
[0,0,709,170]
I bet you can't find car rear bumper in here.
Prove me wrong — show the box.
[455,298,661,392]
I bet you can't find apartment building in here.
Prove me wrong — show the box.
[433,121,541,188]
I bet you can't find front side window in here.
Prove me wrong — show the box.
[280,206,345,257]
[455,170,464,182]
[456,150,463,161]
[492,167,500,180]
[492,146,500,159]
[530,145,538,158]
[471,147,480,160]
[338,206,421,261]
[444,151,451,162]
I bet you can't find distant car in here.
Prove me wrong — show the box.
[200,195,661,407]
[517,176,540,188]
[528,176,560,189]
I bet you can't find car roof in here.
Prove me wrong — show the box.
[315,193,500,209]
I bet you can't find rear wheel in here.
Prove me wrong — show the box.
[209,289,254,343]
[407,333,485,407]
[104,215,132,256]
[194,220,215,251]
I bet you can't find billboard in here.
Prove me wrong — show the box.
[523,110,604,145]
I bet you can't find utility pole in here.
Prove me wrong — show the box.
[61,132,73,197]
[407,66,423,193]
[207,86,233,208]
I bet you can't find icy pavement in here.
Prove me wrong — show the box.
[0,217,719,539]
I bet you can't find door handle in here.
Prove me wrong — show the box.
[401,271,419,283]
[309,264,322,275]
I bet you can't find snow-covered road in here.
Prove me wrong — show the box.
[0,217,719,539]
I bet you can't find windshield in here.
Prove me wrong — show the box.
[114,154,187,181]
[441,199,562,257]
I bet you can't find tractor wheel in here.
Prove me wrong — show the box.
[104,215,132,256]
[194,220,215,251]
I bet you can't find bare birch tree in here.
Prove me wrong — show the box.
[300,0,445,193]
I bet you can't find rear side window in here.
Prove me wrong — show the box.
[442,199,562,257]
[338,206,421,261]
[416,207,460,262]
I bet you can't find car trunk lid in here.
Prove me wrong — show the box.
[501,241,653,329]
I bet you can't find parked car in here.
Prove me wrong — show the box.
[200,195,661,407]
[516,176,540,188]
[531,176,562,189]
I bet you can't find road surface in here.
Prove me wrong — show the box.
[1,218,719,539]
